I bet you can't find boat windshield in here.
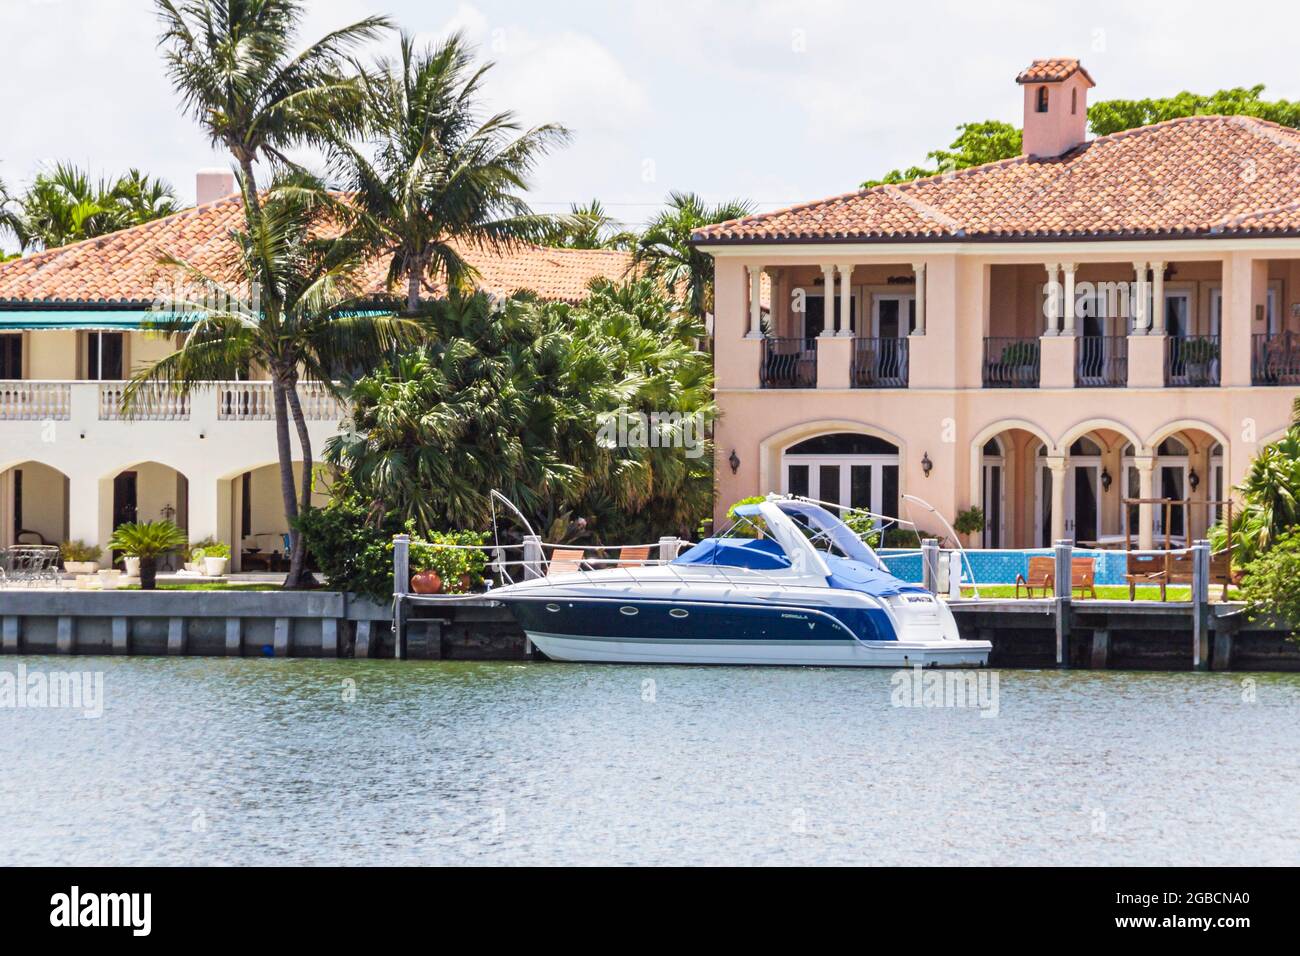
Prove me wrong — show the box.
[776,501,885,570]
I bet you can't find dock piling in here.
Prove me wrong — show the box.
[1053,539,1073,668]
[1191,538,1211,671]
[921,538,940,593]
[392,534,410,661]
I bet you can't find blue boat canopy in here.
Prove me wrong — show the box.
[673,536,791,571]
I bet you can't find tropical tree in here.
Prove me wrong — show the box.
[1,163,181,250]
[861,120,1022,187]
[128,174,412,587]
[327,31,568,314]
[323,278,715,543]
[544,199,637,251]
[1089,84,1300,136]
[631,191,754,318]
[1211,399,1300,566]
[155,0,389,219]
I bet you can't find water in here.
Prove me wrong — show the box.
[2,657,1298,866]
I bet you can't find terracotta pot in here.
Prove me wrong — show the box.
[459,573,472,592]
[410,570,442,594]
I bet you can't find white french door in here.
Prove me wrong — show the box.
[782,454,900,521]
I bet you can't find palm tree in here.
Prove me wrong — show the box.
[327,31,569,314]
[155,0,389,219]
[631,191,755,318]
[545,199,638,251]
[1,163,181,251]
[129,174,414,587]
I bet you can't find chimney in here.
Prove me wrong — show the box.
[195,168,237,205]
[1016,59,1094,159]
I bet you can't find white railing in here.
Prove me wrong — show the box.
[98,382,191,421]
[216,381,344,421]
[0,381,72,421]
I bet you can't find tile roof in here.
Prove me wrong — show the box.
[0,194,631,306]
[1016,58,1094,86]
[692,115,1300,245]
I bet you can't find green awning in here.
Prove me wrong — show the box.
[0,310,195,331]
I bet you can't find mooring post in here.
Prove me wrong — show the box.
[1191,538,1210,671]
[393,533,410,661]
[1054,538,1073,668]
[658,536,680,563]
[523,534,544,580]
[921,538,940,594]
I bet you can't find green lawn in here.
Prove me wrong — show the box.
[959,584,1239,602]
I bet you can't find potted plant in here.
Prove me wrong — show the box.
[183,537,218,573]
[954,506,986,543]
[198,541,231,577]
[60,540,103,575]
[108,520,187,590]
[408,530,488,595]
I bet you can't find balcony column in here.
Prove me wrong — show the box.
[67,473,106,550]
[820,265,837,336]
[1135,455,1155,551]
[911,262,927,335]
[764,267,782,337]
[1131,261,1149,333]
[1043,263,1061,334]
[746,264,763,338]
[1150,262,1166,334]
[1048,456,1068,543]
[1061,264,1077,335]
[836,263,854,336]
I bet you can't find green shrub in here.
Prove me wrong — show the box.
[954,506,986,537]
[60,540,102,563]
[409,530,489,593]
[1240,531,1300,638]
[297,487,399,603]
[725,495,767,537]
[193,541,231,561]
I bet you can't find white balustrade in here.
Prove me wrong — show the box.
[0,381,72,421]
[98,381,191,421]
[216,381,344,421]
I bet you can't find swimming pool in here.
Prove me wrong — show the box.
[878,548,1130,586]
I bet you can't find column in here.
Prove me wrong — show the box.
[67,474,103,547]
[1135,455,1155,551]
[911,262,927,335]
[746,264,763,338]
[1061,264,1077,335]
[1131,261,1149,333]
[820,265,837,335]
[1048,456,1068,543]
[837,263,854,336]
[1043,263,1061,334]
[764,267,782,337]
[1150,262,1165,334]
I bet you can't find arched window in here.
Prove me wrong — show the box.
[1069,436,1102,456]
[1157,436,1188,456]
[782,432,900,520]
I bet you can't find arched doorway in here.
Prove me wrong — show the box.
[981,437,1006,548]
[779,432,900,519]
[0,461,69,548]
[229,461,330,571]
[104,461,189,569]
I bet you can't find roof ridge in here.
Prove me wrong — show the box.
[881,185,964,234]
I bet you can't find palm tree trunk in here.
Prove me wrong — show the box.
[271,374,307,589]
[406,255,422,315]
[238,154,262,221]
[284,382,316,587]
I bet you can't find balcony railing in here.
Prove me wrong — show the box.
[1165,335,1220,387]
[1252,331,1300,385]
[98,382,191,421]
[851,337,909,388]
[1075,335,1128,387]
[983,337,1040,388]
[760,337,817,389]
[215,380,344,420]
[0,381,72,421]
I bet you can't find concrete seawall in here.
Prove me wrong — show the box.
[1,590,1297,670]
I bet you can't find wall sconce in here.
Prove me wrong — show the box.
[1188,468,1200,491]
[728,449,740,474]
[1101,467,1112,492]
[921,451,933,478]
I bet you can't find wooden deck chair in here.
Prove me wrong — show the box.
[616,545,652,567]
[1164,550,1195,598]
[547,548,586,576]
[1014,556,1055,598]
[1070,557,1098,599]
[1210,549,1233,601]
[1125,552,1167,601]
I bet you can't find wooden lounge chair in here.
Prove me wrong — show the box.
[547,548,586,576]
[1165,549,1234,601]
[1014,556,1055,598]
[1125,552,1167,601]
[616,545,652,567]
[1070,557,1098,599]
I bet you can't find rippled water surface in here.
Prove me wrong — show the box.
[2,657,1298,865]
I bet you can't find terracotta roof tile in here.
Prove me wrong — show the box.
[692,115,1300,244]
[1016,58,1094,86]
[0,195,631,306]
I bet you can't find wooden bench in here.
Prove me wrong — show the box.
[616,545,652,567]
[1125,552,1167,601]
[1164,549,1233,600]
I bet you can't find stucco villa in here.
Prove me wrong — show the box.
[695,58,1300,550]
[0,170,630,566]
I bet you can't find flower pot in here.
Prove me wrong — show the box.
[459,573,472,593]
[124,557,141,578]
[139,557,158,590]
[65,561,100,575]
[410,570,442,594]
[203,556,228,577]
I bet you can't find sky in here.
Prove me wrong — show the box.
[3,0,1300,249]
